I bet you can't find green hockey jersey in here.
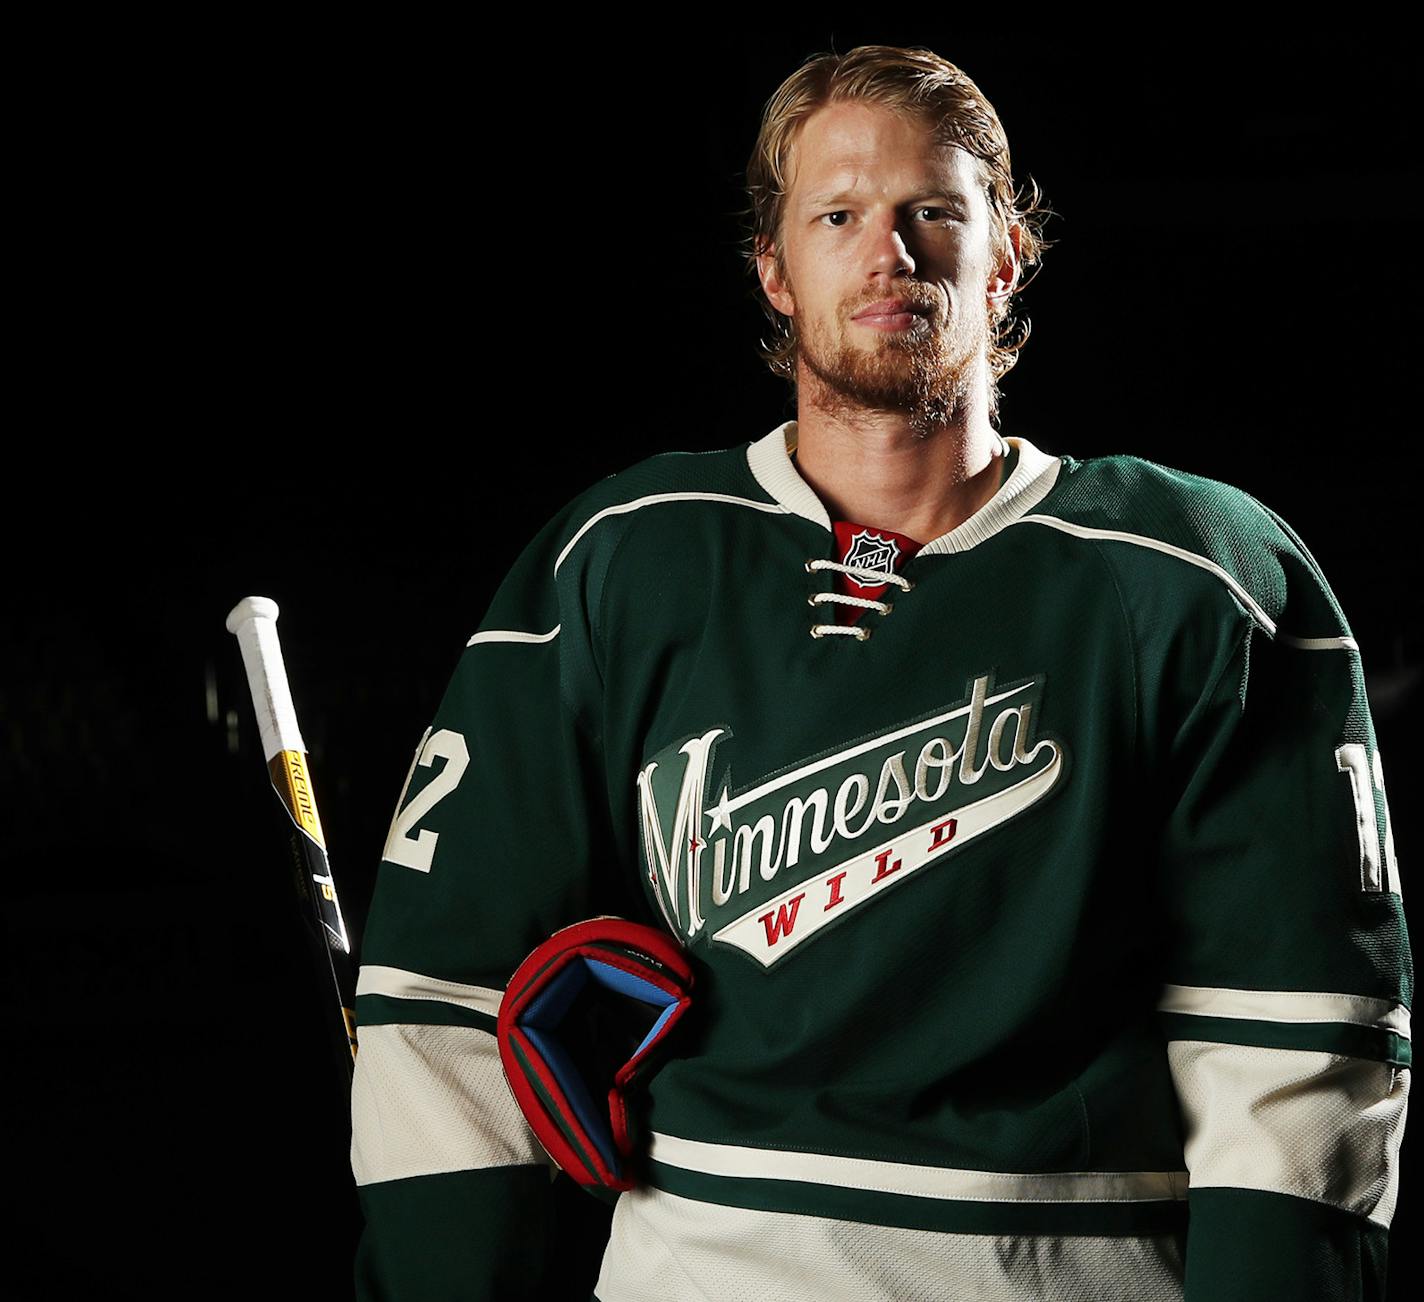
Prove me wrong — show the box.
[351,421,1411,1301]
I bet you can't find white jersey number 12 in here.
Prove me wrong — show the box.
[382,727,471,873]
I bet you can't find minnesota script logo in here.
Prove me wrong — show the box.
[636,671,1066,968]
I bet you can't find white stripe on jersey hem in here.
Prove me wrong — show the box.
[746,421,1065,555]
[468,625,560,647]
[356,964,503,1018]
[647,1131,1187,1203]
[1158,983,1410,1038]
[597,1186,1188,1302]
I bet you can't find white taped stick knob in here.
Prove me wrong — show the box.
[226,595,306,762]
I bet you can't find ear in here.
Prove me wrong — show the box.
[756,237,796,317]
[987,221,1022,306]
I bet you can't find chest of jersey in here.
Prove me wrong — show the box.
[601,515,1140,985]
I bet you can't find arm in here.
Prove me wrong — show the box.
[350,499,636,1301]
[1151,546,1410,1300]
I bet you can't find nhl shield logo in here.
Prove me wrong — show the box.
[843,530,901,588]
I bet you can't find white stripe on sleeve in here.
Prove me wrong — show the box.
[1165,1041,1408,1227]
[356,963,504,1019]
[1157,983,1410,1037]
[350,1022,552,1186]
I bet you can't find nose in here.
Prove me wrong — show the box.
[866,211,916,278]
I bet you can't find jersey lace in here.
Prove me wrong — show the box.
[803,558,913,642]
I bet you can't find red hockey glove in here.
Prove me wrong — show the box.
[496,917,694,1193]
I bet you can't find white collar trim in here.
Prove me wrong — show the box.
[746,420,1063,556]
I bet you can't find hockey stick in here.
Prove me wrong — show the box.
[226,596,358,1083]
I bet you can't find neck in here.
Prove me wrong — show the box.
[791,367,1006,543]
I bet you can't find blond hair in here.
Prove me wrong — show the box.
[742,44,1055,424]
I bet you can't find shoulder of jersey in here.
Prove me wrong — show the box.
[1030,449,1351,642]
[578,443,756,512]
[494,442,762,606]
[542,442,766,553]
[473,445,751,640]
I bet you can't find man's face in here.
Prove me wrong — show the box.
[757,100,1016,431]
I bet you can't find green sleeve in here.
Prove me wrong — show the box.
[350,495,637,1300]
[1147,535,1410,1301]
[354,1167,611,1302]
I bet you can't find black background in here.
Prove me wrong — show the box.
[5,24,1418,1300]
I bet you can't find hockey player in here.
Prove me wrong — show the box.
[350,45,1410,1300]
